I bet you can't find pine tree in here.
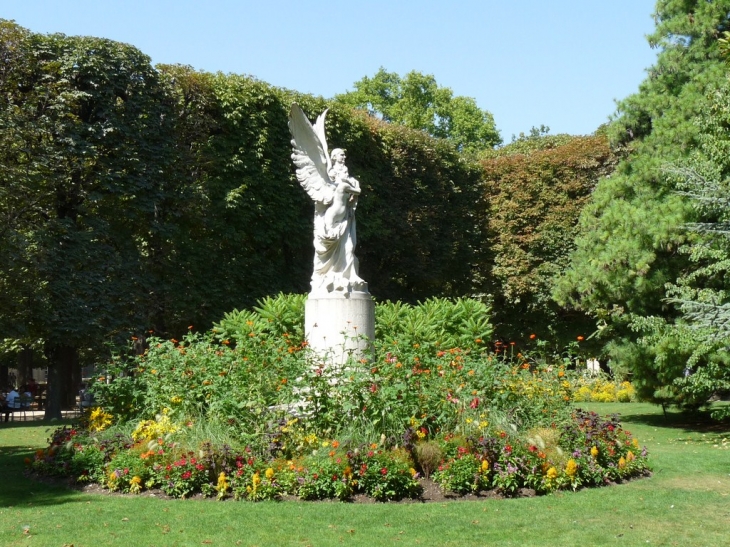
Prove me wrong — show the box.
[554,1,730,391]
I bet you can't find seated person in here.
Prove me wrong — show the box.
[3,388,19,422]
[26,378,39,398]
[19,385,32,408]
[78,384,95,411]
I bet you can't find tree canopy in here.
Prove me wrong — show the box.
[554,0,730,404]
[335,68,502,152]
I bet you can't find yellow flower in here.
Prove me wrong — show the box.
[481,459,489,473]
[409,467,417,477]
[546,467,558,480]
[590,446,599,458]
[265,468,275,480]
[565,459,578,477]
[252,472,261,487]
[216,472,229,497]
[130,475,142,494]
[632,438,639,448]
[618,457,627,469]
[170,396,182,404]
[626,450,635,463]
[131,414,178,442]
[88,408,113,432]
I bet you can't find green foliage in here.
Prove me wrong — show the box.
[90,295,587,453]
[354,448,421,501]
[214,293,307,346]
[554,1,730,399]
[481,134,620,343]
[1,22,487,416]
[623,79,730,416]
[433,452,488,494]
[375,297,493,351]
[335,67,501,152]
[0,21,176,350]
[296,452,354,501]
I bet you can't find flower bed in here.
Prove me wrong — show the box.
[29,297,650,501]
[31,409,649,501]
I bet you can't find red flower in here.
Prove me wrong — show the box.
[181,471,192,480]
[381,467,388,475]
[470,397,480,409]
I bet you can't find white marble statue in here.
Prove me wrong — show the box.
[289,104,368,296]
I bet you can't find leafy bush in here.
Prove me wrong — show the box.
[353,447,421,501]
[433,452,488,494]
[32,297,651,501]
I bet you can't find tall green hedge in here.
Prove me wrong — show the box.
[480,134,621,344]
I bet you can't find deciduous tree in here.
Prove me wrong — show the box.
[335,68,501,152]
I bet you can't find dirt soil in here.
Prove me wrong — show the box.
[30,473,540,503]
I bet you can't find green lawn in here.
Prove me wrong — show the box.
[1,403,728,547]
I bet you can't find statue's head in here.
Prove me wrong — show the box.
[331,148,346,162]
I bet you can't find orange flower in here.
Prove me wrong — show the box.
[529,334,536,340]
[577,336,584,341]
[331,440,340,448]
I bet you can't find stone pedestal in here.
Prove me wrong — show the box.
[305,291,375,365]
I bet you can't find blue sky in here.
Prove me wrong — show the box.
[3,0,658,142]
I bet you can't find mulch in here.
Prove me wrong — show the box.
[28,471,650,503]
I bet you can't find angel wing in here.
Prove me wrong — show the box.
[289,103,335,204]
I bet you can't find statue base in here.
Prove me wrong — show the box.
[305,290,375,366]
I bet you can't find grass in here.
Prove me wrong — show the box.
[1,403,728,547]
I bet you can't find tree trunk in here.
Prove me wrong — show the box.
[44,344,79,420]
[17,347,34,387]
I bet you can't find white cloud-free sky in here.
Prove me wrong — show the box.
[4,0,658,142]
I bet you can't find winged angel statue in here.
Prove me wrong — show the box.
[289,104,368,296]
